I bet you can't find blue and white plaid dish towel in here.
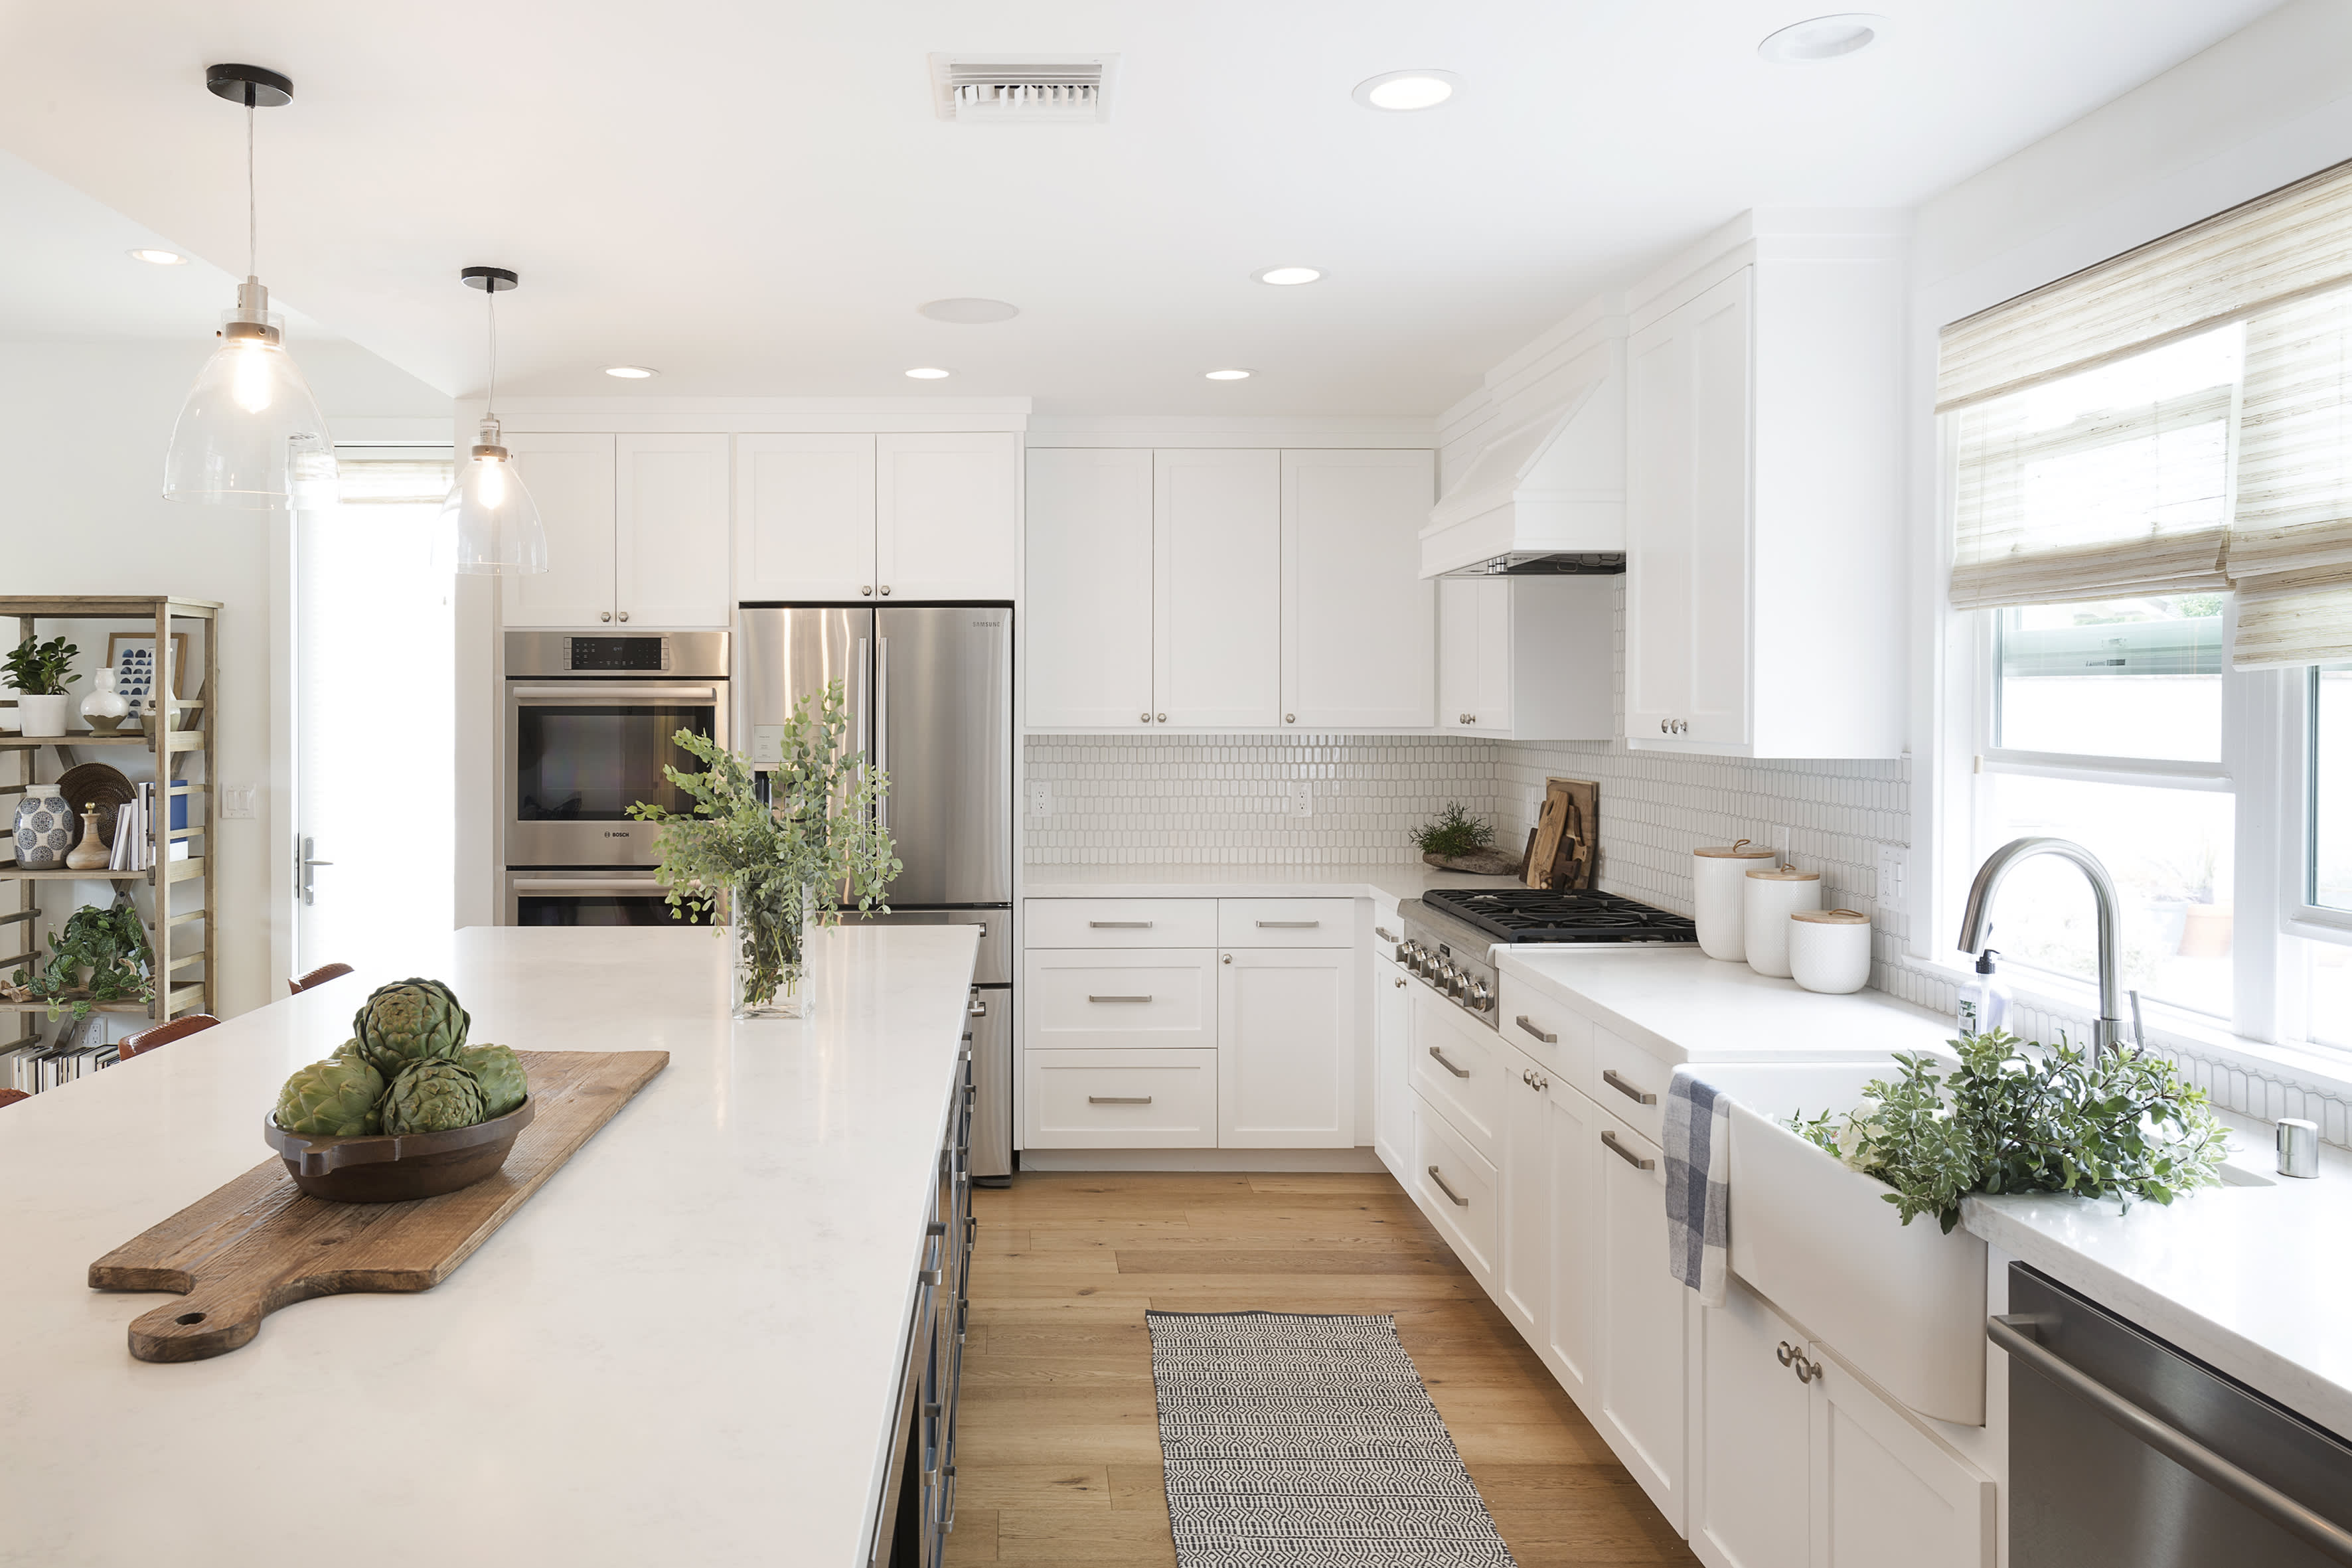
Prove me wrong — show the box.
[1664,1067,1731,1306]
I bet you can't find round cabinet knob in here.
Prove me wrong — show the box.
[1156,713,1166,723]
[862,586,874,597]
[880,586,892,596]
[1140,712,1152,723]
[1466,715,1476,726]
[1221,954,1232,965]
[601,611,613,623]
[1285,714,1295,724]
[1394,977,1407,989]
[617,611,629,622]
[1659,719,1668,734]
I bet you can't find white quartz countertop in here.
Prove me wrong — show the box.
[0,923,979,1568]
[1498,945,1963,1063]
[1022,861,1520,904]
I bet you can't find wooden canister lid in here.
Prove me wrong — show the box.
[1745,864,1820,881]
[1791,908,1870,923]
[1695,838,1777,859]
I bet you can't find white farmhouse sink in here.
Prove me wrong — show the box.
[1700,1056,1990,1427]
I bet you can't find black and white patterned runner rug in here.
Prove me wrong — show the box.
[1146,1310,1519,1568]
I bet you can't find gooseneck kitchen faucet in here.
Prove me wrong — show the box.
[1957,837,2126,1061]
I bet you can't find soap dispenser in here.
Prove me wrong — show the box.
[1958,949,2010,1038]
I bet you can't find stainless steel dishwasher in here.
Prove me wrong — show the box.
[1998,1265,2352,1566]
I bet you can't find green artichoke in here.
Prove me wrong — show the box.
[353,978,468,1077]
[457,1043,528,1119]
[382,1058,487,1135]
[275,1056,387,1136]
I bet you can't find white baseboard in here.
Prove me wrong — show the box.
[1016,1146,1389,1174]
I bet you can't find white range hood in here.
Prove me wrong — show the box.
[1419,341,1626,579]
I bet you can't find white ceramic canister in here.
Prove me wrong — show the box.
[1693,840,1780,961]
[1743,864,1823,978]
[1788,908,1873,994]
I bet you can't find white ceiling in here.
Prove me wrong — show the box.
[0,1,2286,415]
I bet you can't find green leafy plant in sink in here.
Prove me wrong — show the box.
[1414,802,1496,859]
[5,634,77,696]
[1788,1028,2229,1233]
[4,902,151,1020]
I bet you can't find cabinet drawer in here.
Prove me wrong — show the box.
[1592,1025,1668,1146]
[1024,1049,1215,1148]
[1412,1098,1498,1278]
[1409,990,1503,1160]
[1024,898,1217,948]
[1215,898,1354,947]
[1023,949,1215,1050]
[1496,976,1594,1088]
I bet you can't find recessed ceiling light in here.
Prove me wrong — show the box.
[1757,13,1889,63]
[1252,266,1322,287]
[603,365,657,379]
[918,297,1020,324]
[905,367,952,380]
[1205,368,1251,381]
[1352,70,1458,112]
[127,248,187,266]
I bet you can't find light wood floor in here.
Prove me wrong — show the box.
[951,1170,1700,1567]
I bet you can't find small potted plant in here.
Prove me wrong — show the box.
[1415,802,1518,874]
[629,680,899,1020]
[5,635,78,738]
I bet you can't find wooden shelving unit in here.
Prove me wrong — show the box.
[1,597,220,1060]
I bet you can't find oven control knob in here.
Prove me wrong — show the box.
[1465,980,1494,1013]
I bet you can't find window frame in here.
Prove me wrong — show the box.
[2286,663,2352,947]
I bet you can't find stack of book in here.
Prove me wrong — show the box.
[1,1037,119,1093]
[106,783,191,872]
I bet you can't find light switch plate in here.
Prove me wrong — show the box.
[1029,781,1052,818]
[750,725,786,765]
[1877,845,1905,905]
[220,784,256,820]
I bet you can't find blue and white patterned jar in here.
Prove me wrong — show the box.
[13,786,72,868]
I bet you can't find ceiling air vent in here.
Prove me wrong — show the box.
[928,54,1118,123]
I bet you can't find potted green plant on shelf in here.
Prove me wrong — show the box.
[627,680,898,1020]
[1,901,152,1020]
[5,635,78,738]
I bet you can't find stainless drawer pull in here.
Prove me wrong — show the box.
[1516,1015,1557,1044]
[1603,1068,1658,1105]
[1374,926,1399,943]
[1988,1314,2352,1562]
[1601,1131,1656,1171]
[1088,1095,1153,1105]
[1087,994,1153,1004]
[1088,919,1152,928]
[1255,919,1319,928]
[1426,1165,1470,1207]
[1427,1046,1470,1079]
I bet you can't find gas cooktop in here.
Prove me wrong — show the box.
[1419,886,1697,945]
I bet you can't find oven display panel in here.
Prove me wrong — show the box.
[564,636,667,672]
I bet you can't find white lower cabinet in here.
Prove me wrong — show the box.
[1409,990,1504,1157]
[1024,1049,1216,1148]
[1412,1099,1498,1282]
[1496,1043,1552,1338]
[1371,953,1411,1170]
[1217,947,1356,1148]
[1022,948,1217,1051]
[1594,1105,1688,1533]
[1535,1075,1600,1405]
[1812,1350,1995,1568]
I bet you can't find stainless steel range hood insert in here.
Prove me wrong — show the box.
[1420,338,1626,579]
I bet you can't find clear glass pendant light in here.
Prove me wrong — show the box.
[441,268,548,575]
[163,66,335,509]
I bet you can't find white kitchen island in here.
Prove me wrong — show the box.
[0,922,979,1568]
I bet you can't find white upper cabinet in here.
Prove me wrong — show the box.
[1436,576,1613,740]
[1156,449,1282,729]
[1025,449,1156,729]
[501,433,617,628]
[1624,218,1905,758]
[878,433,1020,601]
[615,434,731,628]
[1281,449,1435,728]
[734,434,876,601]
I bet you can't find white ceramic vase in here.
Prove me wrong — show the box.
[1743,864,1823,979]
[80,668,130,732]
[15,693,69,737]
[1693,841,1779,961]
[13,786,72,868]
[1788,909,1873,994]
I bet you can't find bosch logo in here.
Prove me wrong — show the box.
[603,830,633,838]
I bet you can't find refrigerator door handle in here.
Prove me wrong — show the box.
[875,635,890,832]
[855,636,870,764]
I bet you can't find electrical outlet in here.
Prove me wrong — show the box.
[220,784,256,820]
[1524,787,1543,828]
[1770,823,1792,860]
[1028,781,1052,819]
[1877,845,1906,905]
[1292,780,1312,819]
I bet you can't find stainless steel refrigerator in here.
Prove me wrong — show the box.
[738,604,1014,1182]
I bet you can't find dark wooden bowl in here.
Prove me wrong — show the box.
[262,1099,535,1204]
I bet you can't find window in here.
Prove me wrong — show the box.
[1997,595,2225,763]
[2312,664,2352,913]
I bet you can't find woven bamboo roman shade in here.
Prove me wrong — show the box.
[1941,158,2352,665]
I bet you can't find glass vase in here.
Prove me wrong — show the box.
[728,872,811,1020]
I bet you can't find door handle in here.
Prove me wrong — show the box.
[1088,1095,1152,1105]
[874,635,889,832]
[1087,920,1152,929]
[1602,1068,1658,1105]
[297,835,333,906]
[1601,1131,1656,1170]
[1426,1046,1470,1079]
[1426,1166,1470,1207]
[1515,1015,1557,1044]
[1087,995,1153,1004]
[1255,920,1319,929]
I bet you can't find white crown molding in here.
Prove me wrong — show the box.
[1024,414,1436,449]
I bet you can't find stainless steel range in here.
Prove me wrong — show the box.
[1395,887,1698,1028]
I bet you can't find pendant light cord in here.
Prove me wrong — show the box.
[246,100,257,278]
[485,287,500,418]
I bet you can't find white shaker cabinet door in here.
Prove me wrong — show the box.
[1594,1105,1688,1534]
[1155,449,1281,728]
[1692,1281,1814,1568]
[1371,955,1412,1173]
[614,433,730,628]
[1496,1044,1552,1340]
[1217,946,1356,1148]
[1279,449,1435,729]
[1539,1079,1601,1405]
[734,433,876,602]
[1437,576,1480,731]
[1810,1345,1995,1568]
[876,432,1019,601]
[501,433,615,627]
[1025,448,1155,728]
[1470,577,1513,734]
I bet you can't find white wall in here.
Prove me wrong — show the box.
[0,336,450,1020]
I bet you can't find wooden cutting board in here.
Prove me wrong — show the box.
[89,1050,667,1363]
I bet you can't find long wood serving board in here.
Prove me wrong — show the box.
[90,1050,667,1362]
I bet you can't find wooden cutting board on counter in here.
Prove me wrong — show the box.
[89,1050,666,1363]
